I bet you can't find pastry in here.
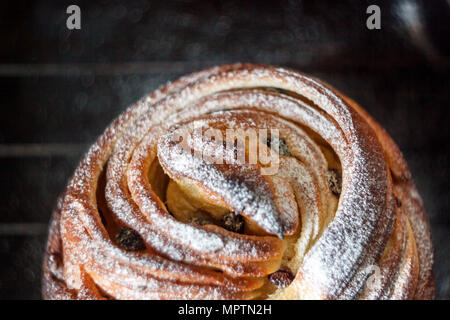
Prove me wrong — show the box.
[42,64,434,299]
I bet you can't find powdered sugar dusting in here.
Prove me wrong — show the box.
[43,64,434,300]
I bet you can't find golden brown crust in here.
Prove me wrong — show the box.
[42,64,434,300]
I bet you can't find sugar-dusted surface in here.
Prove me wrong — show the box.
[0,0,447,300]
[42,64,435,300]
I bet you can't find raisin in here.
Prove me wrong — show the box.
[267,136,290,156]
[327,168,342,196]
[115,227,146,251]
[268,268,295,287]
[221,212,245,233]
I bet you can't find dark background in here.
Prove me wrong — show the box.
[0,0,448,299]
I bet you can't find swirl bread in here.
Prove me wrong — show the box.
[42,64,434,300]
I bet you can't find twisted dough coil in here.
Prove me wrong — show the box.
[42,64,434,300]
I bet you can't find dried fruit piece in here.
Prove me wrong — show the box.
[327,168,342,196]
[221,211,245,233]
[268,268,295,287]
[115,227,146,251]
[267,136,290,156]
